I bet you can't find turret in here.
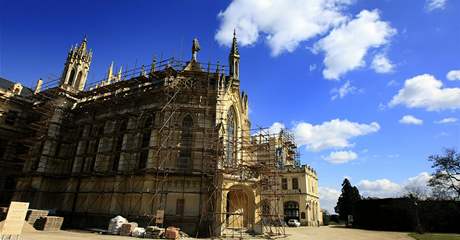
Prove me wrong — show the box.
[60,35,92,91]
[229,30,240,80]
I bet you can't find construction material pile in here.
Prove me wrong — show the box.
[26,209,49,225]
[120,222,138,236]
[108,215,128,235]
[33,216,64,231]
[145,226,164,238]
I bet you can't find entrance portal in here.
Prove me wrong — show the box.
[284,201,299,221]
[225,185,256,230]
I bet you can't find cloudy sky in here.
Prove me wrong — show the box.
[1,0,459,213]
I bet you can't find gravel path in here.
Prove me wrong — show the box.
[20,226,414,240]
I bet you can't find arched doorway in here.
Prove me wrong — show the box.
[284,201,299,221]
[225,185,255,230]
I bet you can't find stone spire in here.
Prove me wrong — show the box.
[117,66,123,81]
[107,61,114,82]
[229,29,240,79]
[230,29,239,57]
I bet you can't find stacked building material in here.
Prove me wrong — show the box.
[26,209,49,225]
[33,216,64,231]
[164,227,180,239]
[145,226,164,238]
[119,222,138,236]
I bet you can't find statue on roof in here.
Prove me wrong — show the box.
[192,38,200,61]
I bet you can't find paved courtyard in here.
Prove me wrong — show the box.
[20,225,414,240]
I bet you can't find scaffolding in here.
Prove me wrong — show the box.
[14,57,292,238]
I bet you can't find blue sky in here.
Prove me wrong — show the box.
[1,0,459,212]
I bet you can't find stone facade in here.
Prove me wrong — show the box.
[2,35,321,236]
[0,78,34,205]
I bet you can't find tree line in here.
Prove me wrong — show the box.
[333,148,460,223]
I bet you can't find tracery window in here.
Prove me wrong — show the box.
[226,107,236,166]
[113,119,127,172]
[178,115,193,169]
[138,115,154,169]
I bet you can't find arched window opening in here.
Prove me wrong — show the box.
[68,69,76,86]
[113,119,128,172]
[88,124,104,172]
[178,115,193,169]
[226,107,236,166]
[138,114,154,169]
[75,71,83,88]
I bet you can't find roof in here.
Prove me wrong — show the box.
[0,77,34,97]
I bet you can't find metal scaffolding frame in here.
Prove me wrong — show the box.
[13,57,299,238]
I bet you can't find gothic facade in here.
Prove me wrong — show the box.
[1,35,321,236]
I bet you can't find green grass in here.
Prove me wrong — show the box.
[409,233,460,240]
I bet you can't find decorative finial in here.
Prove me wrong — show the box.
[150,55,157,74]
[117,66,123,81]
[230,30,239,56]
[107,61,114,82]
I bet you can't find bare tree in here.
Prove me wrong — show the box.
[428,148,460,200]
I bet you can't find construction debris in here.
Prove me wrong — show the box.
[26,209,49,225]
[144,226,164,238]
[164,226,180,239]
[120,222,138,236]
[107,215,128,235]
[131,227,146,237]
[33,216,64,231]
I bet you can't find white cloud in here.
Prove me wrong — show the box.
[313,9,396,79]
[293,119,380,151]
[389,74,460,111]
[358,179,402,198]
[387,79,398,87]
[358,172,432,198]
[319,187,340,213]
[267,122,285,134]
[371,54,395,73]
[435,117,458,124]
[215,0,352,56]
[330,81,358,100]
[426,0,447,11]
[399,115,423,125]
[446,70,460,81]
[405,172,432,190]
[323,150,358,164]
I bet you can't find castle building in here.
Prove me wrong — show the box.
[1,34,321,236]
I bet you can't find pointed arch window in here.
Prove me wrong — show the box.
[226,107,237,166]
[113,119,128,172]
[68,69,76,86]
[138,114,154,169]
[87,124,104,172]
[178,115,193,169]
[75,71,83,89]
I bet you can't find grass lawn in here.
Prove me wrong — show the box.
[409,233,460,240]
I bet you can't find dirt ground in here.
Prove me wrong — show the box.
[19,226,414,240]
